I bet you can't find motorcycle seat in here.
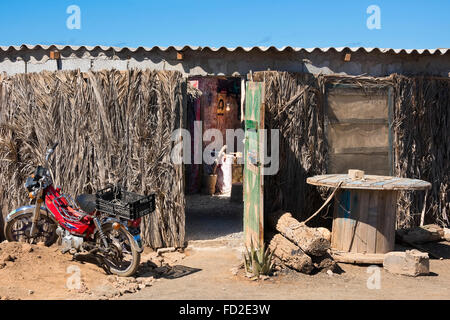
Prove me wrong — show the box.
[75,194,97,214]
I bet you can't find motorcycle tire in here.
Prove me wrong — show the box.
[4,212,58,246]
[96,223,141,277]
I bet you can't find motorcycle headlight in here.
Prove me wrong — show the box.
[112,222,121,230]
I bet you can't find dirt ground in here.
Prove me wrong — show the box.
[1,192,449,300]
[0,241,181,300]
[122,242,450,300]
[1,239,450,300]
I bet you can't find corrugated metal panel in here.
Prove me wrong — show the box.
[0,44,449,55]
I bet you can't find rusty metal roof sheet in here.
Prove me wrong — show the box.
[0,44,449,55]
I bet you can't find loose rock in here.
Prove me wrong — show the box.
[1,254,14,263]
[383,250,429,277]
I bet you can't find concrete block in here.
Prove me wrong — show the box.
[383,250,429,277]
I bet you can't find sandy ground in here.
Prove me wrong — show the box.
[1,193,449,300]
[1,239,450,300]
[123,243,450,300]
[0,241,181,300]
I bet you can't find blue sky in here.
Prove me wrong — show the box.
[0,0,448,49]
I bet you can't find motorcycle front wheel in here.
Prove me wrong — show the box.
[95,223,140,277]
[4,211,58,246]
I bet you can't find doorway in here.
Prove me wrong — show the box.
[184,76,244,243]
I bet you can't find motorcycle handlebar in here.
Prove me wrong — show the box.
[45,141,59,162]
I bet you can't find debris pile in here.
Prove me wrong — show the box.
[267,211,339,275]
[84,275,155,299]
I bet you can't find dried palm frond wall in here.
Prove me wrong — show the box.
[253,72,328,227]
[393,75,449,227]
[256,71,449,228]
[0,69,186,248]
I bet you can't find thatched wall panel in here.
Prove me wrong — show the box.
[255,71,328,226]
[0,69,185,248]
[258,71,448,229]
[393,75,449,227]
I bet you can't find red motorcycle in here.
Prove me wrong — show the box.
[4,143,154,277]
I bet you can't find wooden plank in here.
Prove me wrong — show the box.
[376,191,388,253]
[387,86,394,176]
[307,174,339,183]
[331,146,390,154]
[340,190,352,252]
[341,177,387,188]
[331,196,340,250]
[307,174,431,191]
[331,251,385,265]
[371,177,400,187]
[381,178,431,190]
[327,118,388,125]
[356,190,370,253]
[331,191,343,250]
[327,92,389,121]
[243,81,265,248]
[348,190,361,253]
[315,175,350,185]
[328,123,389,150]
[384,191,398,251]
[366,191,379,253]
[329,154,390,176]
[327,85,390,96]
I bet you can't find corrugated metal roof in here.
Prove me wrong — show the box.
[0,44,449,55]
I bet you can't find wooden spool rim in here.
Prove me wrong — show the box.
[307,174,431,191]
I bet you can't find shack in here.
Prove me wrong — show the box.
[0,45,448,248]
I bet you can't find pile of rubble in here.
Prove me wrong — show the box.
[78,275,156,299]
[267,211,338,275]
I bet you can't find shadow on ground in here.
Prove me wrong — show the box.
[395,241,450,260]
[72,251,201,280]
[137,262,202,280]
[185,194,243,241]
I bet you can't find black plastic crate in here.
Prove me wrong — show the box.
[95,185,156,220]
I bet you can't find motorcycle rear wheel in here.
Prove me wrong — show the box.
[95,223,140,277]
[4,212,58,246]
